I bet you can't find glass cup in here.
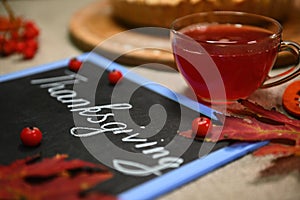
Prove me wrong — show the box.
[170,11,300,104]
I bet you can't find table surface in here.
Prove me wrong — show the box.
[1,1,300,200]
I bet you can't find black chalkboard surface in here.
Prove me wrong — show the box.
[0,53,267,200]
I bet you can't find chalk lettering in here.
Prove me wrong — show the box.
[31,71,185,177]
[100,122,127,133]
[122,133,147,143]
[113,129,133,135]
[31,73,87,85]
[48,83,65,92]
[113,157,184,176]
[87,113,114,123]
[135,141,158,149]
[64,99,90,108]
[70,103,132,117]
[70,127,103,137]
[42,80,79,89]
[71,122,128,137]
[51,89,77,100]
[142,147,170,159]
[30,74,77,85]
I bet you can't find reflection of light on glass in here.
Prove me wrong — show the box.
[234,24,243,28]
[248,40,257,44]
[207,38,237,44]
[180,25,206,33]
[183,48,205,55]
[196,25,209,31]
[271,34,277,39]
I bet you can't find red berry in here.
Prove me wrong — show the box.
[108,70,123,85]
[2,40,16,55]
[68,58,82,72]
[0,35,5,52]
[0,34,5,43]
[20,127,42,147]
[191,117,211,137]
[22,47,36,59]
[15,41,26,53]
[0,16,10,30]
[23,27,39,39]
[25,39,38,50]
[24,20,36,29]
[0,17,40,58]
[22,20,39,39]
[10,31,20,40]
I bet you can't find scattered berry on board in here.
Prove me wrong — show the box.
[108,69,123,85]
[191,117,211,137]
[20,127,43,147]
[68,57,82,72]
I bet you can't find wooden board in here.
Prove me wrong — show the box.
[69,0,175,68]
[69,0,300,68]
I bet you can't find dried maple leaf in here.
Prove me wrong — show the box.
[0,154,115,200]
[207,113,300,145]
[180,99,300,152]
[253,143,300,157]
[179,100,300,178]
[238,99,300,128]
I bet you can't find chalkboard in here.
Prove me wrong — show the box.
[0,53,267,200]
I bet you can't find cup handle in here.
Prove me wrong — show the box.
[261,41,300,88]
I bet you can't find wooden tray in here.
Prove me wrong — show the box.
[69,0,300,68]
[69,0,175,68]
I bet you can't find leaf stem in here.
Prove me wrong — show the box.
[1,0,15,22]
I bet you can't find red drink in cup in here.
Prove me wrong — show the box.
[171,12,300,104]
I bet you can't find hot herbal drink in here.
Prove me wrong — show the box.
[173,24,279,102]
[171,12,300,104]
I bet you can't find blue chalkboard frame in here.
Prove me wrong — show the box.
[0,52,268,200]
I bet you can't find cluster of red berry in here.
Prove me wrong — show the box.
[0,16,39,59]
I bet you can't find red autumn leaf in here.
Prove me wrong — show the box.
[205,100,300,145]
[253,143,300,157]
[238,99,300,127]
[180,100,300,154]
[179,99,300,178]
[206,114,300,145]
[0,154,116,200]
[20,154,102,177]
[29,173,112,200]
